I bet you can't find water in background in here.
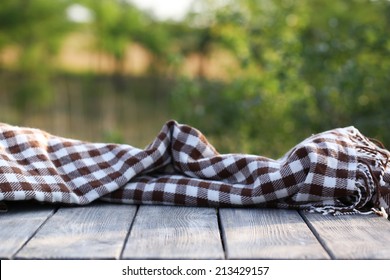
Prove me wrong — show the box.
[0,73,173,148]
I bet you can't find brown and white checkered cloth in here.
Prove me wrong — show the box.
[1,120,389,219]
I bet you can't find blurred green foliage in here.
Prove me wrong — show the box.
[0,0,72,110]
[172,0,390,157]
[0,0,389,157]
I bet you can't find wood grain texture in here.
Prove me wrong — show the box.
[122,205,224,259]
[300,211,390,259]
[0,203,55,259]
[16,202,137,259]
[219,208,330,259]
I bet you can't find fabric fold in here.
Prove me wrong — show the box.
[1,120,389,219]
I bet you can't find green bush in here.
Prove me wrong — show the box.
[170,0,390,158]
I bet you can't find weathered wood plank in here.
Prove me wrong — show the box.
[16,202,137,259]
[300,211,390,259]
[122,205,224,259]
[0,203,55,259]
[219,208,330,259]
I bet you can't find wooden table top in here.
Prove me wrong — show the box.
[1,201,390,260]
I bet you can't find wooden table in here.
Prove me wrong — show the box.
[1,201,390,260]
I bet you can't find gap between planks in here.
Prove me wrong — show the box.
[16,202,137,260]
[0,203,57,260]
[218,208,330,259]
[300,211,390,259]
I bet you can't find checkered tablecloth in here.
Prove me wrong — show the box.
[1,120,389,218]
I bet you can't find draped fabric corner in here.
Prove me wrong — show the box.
[0,120,389,219]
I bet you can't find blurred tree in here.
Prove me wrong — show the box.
[0,0,73,112]
[81,0,175,83]
[300,0,390,139]
[0,0,389,157]
[171,0,311,156]
[170,0,390,157]
[81,0,144,86]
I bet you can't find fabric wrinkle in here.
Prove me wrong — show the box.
[0,120,389,220]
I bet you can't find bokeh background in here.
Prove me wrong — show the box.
[1,0,389,158]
